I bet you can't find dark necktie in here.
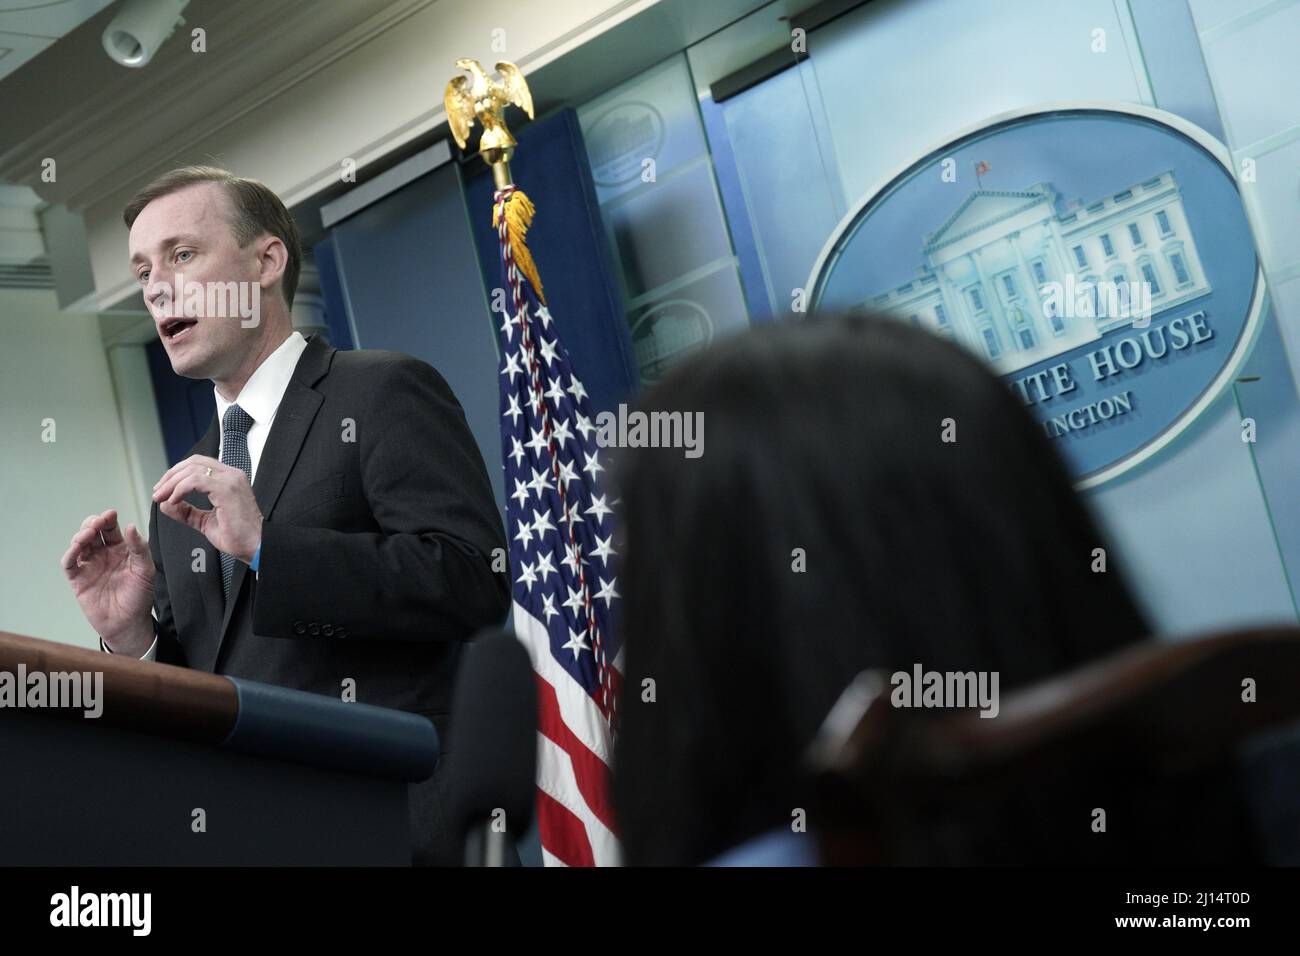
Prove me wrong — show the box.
[220,403,255,605]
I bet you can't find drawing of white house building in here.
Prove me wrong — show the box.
[867,170,1211,374]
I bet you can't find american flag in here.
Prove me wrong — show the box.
[493,185,623,866]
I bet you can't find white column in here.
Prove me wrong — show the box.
[1008,231,1042,337]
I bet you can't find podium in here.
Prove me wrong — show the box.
[0,630,439,865]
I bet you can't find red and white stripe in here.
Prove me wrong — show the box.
[514,602,621,866]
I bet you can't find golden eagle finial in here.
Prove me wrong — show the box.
[446,57,544,299]
[444,58,534,157]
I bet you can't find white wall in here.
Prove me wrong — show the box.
[0,289,151,648]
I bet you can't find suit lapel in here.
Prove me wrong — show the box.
[211,333,335,668]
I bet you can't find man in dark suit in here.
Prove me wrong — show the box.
[60,166,509,865]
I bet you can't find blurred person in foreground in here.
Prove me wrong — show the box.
[610,309,1153,866]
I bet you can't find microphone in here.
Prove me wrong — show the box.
[448,627,538,866]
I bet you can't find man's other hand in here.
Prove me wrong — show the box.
[61,508,155,653]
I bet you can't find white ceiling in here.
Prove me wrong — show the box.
[0,0,114,85]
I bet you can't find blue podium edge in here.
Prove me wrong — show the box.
[221,677,440,783]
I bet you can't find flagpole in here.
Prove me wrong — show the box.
[442,61,623,867]
[460,67,612,715]
[485,145,514,191]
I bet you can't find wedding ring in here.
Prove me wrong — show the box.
[205,466,213,477]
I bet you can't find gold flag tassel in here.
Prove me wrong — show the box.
[493,188,546,306]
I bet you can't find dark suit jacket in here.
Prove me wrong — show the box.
[146,332,510,865]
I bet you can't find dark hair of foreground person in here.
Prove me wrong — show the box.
[611,309,1152,866]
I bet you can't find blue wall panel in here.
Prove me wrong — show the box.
[691,0,1300,633]
[464,108,639,417]
[330,161,506,514]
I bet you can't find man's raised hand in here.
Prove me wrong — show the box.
[61,508,155,653]
[153,455,263,564]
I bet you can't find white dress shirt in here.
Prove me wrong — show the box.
[104,330,309,662]
[213,330,309,484]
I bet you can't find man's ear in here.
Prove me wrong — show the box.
[257,234,288,296]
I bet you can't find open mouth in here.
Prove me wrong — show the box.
[162,318,197,342]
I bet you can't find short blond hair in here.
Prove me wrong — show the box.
[123,165,302,308]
